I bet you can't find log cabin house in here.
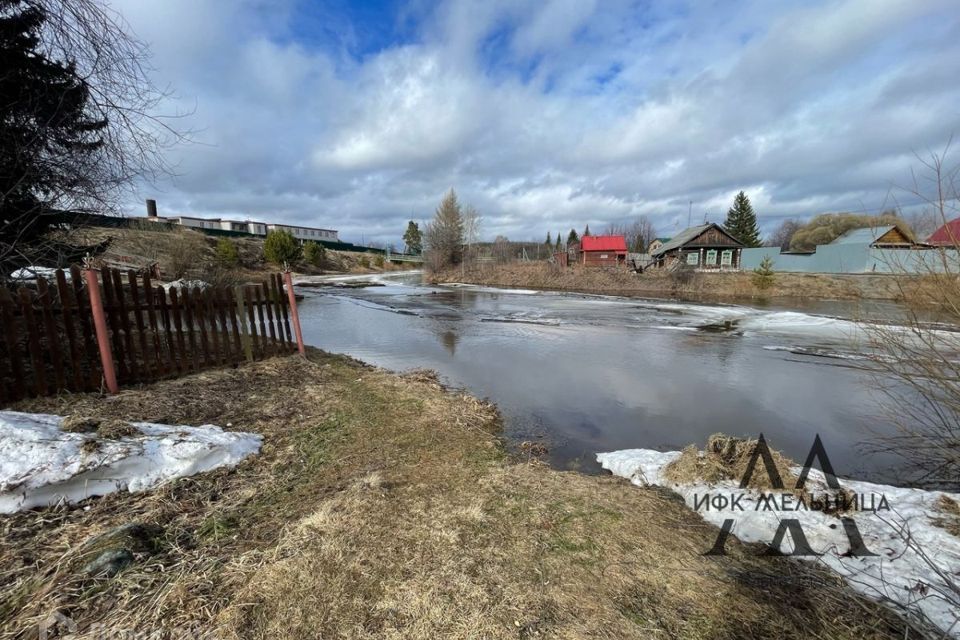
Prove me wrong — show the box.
[650,223,744,270]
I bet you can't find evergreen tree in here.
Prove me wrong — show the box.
[545,231,552,246]
[403,220,422,254]
[724,191,761,247]
[583,225,591,237]
[555,234,561,251]
[567,229,579,245]
[263,229,301,264]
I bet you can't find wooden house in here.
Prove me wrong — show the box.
[831,225,915,248]
[579,235,628,266]
[650,223,744,270]
[647,237,671,254]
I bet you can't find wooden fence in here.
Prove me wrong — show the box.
[0,267,298,402]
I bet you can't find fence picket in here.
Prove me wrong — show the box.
[36,277,67,392]
[157,286,180,374]
[70,265,100,389]
[169,287,189,372]
[55,270,84,390]
[100,268,129,380]
[142,274,167,375]
[127,271,153,380]
[268,275,288,351]
[18,288,46,396]
[276,273,293,347]
[243,286,260,359]
[111,269,140,382]
[0,289,25,399]
[192,286,212,367]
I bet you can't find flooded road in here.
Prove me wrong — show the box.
[297,271,913,483]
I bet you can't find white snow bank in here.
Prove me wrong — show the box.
[597,448,960,637]
[8,266,66,282]
[0,411,262,514]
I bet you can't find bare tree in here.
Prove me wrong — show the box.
[766,219,802,250]
[1,0,185,275]
[462,204,482,270]
[904,208,941,241]
[864,141,960,489]
[604,215,657,253]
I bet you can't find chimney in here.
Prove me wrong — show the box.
[146,199,158,218]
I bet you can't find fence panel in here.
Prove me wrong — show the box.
[0,268,298,403]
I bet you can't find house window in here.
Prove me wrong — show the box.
[600,254,609,258]
[706,249,718,265]
[686,253,699,265]
[721,250,733,266]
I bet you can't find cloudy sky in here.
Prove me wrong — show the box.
[112,0,960,246]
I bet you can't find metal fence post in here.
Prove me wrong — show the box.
[83,267,119,394]
[283,270,305,356]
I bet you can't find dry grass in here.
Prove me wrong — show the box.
[1,351,916,639]
[430,262,910,302]
[663,434,800,491]
[932,495,960,537]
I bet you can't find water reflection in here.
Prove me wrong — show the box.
[298,273,908,484]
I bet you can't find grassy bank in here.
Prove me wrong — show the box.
[428,262,912,302]
[1,352,913,639]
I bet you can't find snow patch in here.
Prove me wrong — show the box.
[0,411,262,514]
[8,266,65,282]
[597,447,960,636]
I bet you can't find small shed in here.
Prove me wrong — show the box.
[579,235,627,266]
[651,223,744,270]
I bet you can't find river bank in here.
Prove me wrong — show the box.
[427,262,917,302]
[0,351,913,639]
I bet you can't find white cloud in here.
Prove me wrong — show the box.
[113,0,960,244]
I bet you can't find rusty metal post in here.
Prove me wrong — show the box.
[283,270,306,356]
[84,267,119,393]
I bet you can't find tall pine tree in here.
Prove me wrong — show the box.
[724,191,761,247]
[567,229,579,245]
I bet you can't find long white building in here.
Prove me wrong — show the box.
[143,199,338,241]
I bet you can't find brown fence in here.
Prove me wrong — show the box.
[0,267,298,403]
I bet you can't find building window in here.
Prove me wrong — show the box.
[721,250,733,266]
[706,249,718,265]
[686,253,699,266]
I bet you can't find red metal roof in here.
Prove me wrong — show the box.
[928,218,960,246]
[580,235,627,252]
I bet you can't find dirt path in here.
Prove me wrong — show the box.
[1,352,914,639]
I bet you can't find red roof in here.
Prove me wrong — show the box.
[928,218,960,246]
[580,235,627,252]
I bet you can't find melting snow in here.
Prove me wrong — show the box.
[0,411,262,514]
[597,448,960,636]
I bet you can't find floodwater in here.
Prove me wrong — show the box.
[296,270,925,484]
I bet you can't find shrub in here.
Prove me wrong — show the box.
[358,255,370,269]
[303,241,326,267]
[215,238,240,267]
[263,230,301,265]
[374,254,385,268]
